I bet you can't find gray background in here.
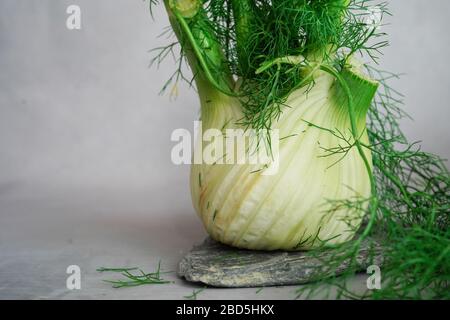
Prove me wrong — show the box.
[0,0,449,299]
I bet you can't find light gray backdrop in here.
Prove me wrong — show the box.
[0,0,449,299]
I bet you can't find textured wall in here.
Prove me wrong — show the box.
[0,0,449,190]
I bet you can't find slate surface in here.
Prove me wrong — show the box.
[179,238,383,288]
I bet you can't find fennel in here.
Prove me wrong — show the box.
[147,0,450,299]
[184,288,205,300]
[98,261,173,288]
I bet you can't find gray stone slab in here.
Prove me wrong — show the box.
[178,238,383,288]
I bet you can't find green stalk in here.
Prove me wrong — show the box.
[373,157,415,209]
[331,65,379,126]
[320,64,379,242]
[164,0,235,96]
[231,0,256,76]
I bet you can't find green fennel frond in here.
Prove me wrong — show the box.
[294,66,450,300]
[98,261,173,288]
[184,288,205,300]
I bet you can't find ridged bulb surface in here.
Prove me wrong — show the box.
[190,72,372,250]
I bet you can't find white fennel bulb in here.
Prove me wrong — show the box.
[190,66,377,250]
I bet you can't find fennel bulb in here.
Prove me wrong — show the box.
[158,0,381,250]
[191,67,377,250]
